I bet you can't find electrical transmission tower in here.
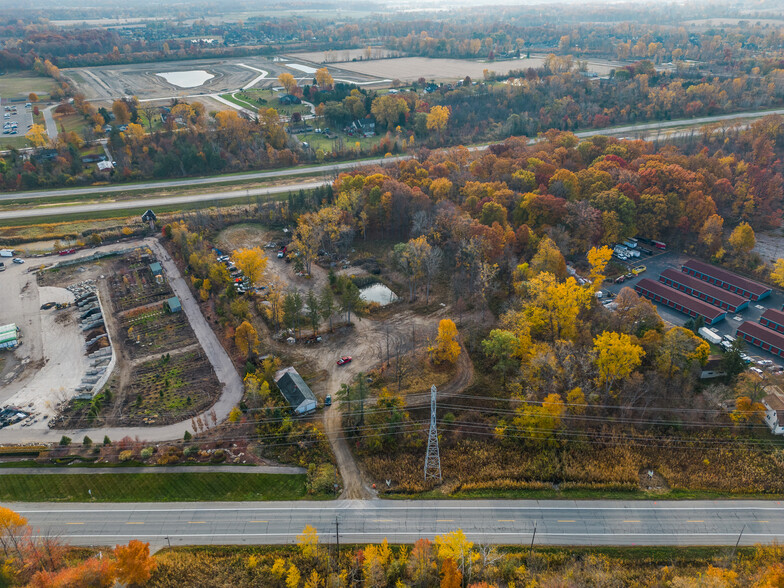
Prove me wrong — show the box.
[424,384,441,482]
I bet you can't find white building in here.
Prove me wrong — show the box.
[762,386,784,435]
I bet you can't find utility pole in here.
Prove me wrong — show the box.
[335,517,340,570]
[424,384,442,481]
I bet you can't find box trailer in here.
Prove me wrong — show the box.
[699,327,722,345]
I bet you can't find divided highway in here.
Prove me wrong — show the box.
[9,499,782,548]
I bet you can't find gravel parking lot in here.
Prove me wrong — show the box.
[602,249,784,369]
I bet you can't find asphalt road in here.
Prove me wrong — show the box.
[0,465,306,475]
[5,106,784,205]
[8,499,782,548]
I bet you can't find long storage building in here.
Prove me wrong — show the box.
[634,278,727,325]
[659,268,749,313]
[681,259,772,301]
[736,321,784,359]
[760,308,784,335]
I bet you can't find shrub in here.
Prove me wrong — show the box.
[184,430,192,441]
[83,436,92,447]
[210,449,226,463]
[184,445,199,458]
[140,447,153,460]
[103,435,111,446]
[119,450,133,462]
[59,436,71,446]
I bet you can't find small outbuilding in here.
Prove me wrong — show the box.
[149,262,162,275]
[166,296,182,313]
[274,367,317,415]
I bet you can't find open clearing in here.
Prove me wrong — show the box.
[0,472,310,501]
[63,56,381,102]
[332,55,622,82]
[0,72,58,101]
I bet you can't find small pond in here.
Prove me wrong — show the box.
[359,283,398,306]
[157,70,215,88]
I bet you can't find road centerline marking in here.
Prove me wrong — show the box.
[188,521,206,524]
[623,520,641,523]
[66,522,84,525]
[436,519,454,522]
[498,519,515,522]
[687,520,704,523]
[249,520,268,523]
[125,522,144,525]
[557,520,576,523]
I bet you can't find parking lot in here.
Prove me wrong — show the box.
[602,248,784,370]
[1,96,33,139]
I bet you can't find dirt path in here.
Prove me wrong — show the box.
[304,308,471,499]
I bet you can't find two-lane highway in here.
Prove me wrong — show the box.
[9,499,784,548]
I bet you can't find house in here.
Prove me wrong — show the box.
[762,386,784,435]
[274,367,317,414]
[81,154,107,164]
[346,119,376,137]
[700,355,726,379]
[279,94,302,105]
[166,297,181,313]
[97,161,114,172]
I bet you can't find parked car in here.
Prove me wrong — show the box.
[337,356,352,366]
[324,395,332,407]
[12,258,24,264]
[632,266,646,275]
[277,251,285,259]
[749,367,764,377]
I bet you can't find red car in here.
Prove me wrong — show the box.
[58,249,76,256]
[337,356,352,366]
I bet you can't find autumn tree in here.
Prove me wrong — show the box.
[371,95,409,129]
[587,245,613,288]
[699,214,724,254]
[112,99,131,125]
[526,273,591,342]
[504,392,565,445]
[26,124,48,148]
[278,73,298,94]
[431,319,461,364]
[315,67,334,87]
[593,331,645,394]
[426,105,450,134]
[771,258,784,288]
[731,396,765,425]
[728,221,756,255]
[235,320,260,358]
[435,529,479,581]
[408,538,438,587]
[320,286,336,331]
[297,524,319,559]
[113,540,157,586]
[232,247,268,285]
[441,558,462,588]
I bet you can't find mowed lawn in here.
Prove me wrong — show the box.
[0,472,312,502]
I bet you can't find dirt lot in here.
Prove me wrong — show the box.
[332,55,623,82]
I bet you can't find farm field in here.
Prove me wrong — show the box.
[332,56,620,81]
[119,350,220,425]
[120,304,197,359]
[0,471,311,501]
[107,256,174,313]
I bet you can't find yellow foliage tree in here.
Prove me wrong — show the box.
[26,124,48,148]
[278,73,298,94]
[228,406,242,422]
[434,530,479,579]
[526,273,591,342]
[431,319,461,364]
[304,569,323,588]
[286,564,301,588]
[315,67,334,87]
[297,524,319,559]
[728,221,756,255]
[587,246,613,288]
[232,247,268,285]
[593,331,645,392]
[730,396,765,425]
[771,258,784,288]
[234,320,259,358]
[426,105,450,134]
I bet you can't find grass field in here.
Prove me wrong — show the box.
[298,131,382,153]
[0,472,314,501]
[0,72,58,101]
[221,90,311,117]
[52,112,90,135]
